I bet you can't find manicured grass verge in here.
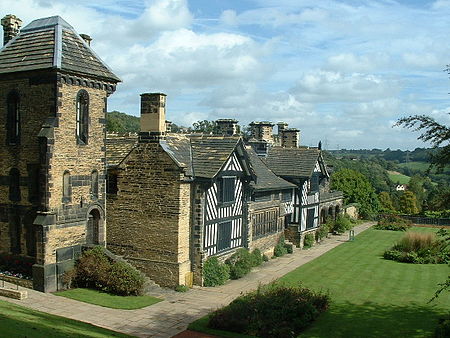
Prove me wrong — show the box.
[189,227,450,337]
[0,299,130,337]
[55,288,161,309]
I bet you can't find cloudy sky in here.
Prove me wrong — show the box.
[3,0,450,149]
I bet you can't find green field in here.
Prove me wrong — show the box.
[0,299,130,337]
[190,227,450,337]
[55,288,162,309]
[397,161,432,171]
[388,172,410,184]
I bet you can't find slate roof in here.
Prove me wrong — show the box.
[264,147,321,178]
[247,147,295,192]
[107,134,249,179]
[0,16,120,82]
[161,135,193,176]
[189,136,242,179]
[106,134,138,167]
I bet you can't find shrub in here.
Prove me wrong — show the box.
[203,257,230,287]
[384,231,450,264]
[175,285,189,292]
[316,224,329,241]
[303,233,315,249]
[249,249,263,267]
[375,215,412,231]
[436,313,450,338]
[74,246,110,290]
[107,261,145,296]
[263,254,269,262]
[208,282,330,337]
[72,246,145,295]
[226,249,253,280]
[284,243,294,254]
[274,235,288,257]
[333,214,353,234]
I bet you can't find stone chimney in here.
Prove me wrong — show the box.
[277,122,288,135]
[1,14,22,46]
[139,93,167,142]
[216,119,239,136]
[280,128,300,148]
[79,34,92,46]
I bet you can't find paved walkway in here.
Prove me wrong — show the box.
[0,222,374,338]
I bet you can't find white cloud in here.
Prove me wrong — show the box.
[291,71,398,103]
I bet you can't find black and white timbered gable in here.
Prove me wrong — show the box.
[191,139,253,256]
[204,152,248,256]
[265,147,328,232]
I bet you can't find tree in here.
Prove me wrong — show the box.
[192,120,218,134]
[396,114,450,172]
[378,191,395,213]
[331,169,380,218]
[398,191,419,215]
[106,111,140,134]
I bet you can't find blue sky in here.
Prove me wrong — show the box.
[3,0,450,149]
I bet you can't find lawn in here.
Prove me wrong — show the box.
[388,172,410,184]
[190,227,450,337]
[55,288,161,309]
[0,299,130,337]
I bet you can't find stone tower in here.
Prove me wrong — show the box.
[0,15,120,292]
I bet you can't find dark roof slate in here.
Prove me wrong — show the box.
[0,16,120,82]
[247,148,295,191]
[265,147,321,178]
[107,134,245,179]
[190,136,241,178]
[106,135,138,167]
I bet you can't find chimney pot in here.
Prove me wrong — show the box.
[1,14,22,46]
[80,34,92,46]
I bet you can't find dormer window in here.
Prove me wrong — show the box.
[6,90,20,145]
[76,90,89,144]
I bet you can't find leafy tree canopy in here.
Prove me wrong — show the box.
[106,111,140,134]
[331,169,380,218]
[396,114,450,172]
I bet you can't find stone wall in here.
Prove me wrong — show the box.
[0,72,55,256]
[106,142,192,287]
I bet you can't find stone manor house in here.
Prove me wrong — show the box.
[0,15,343,291]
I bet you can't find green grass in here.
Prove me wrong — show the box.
[398,161,432,171]
[190,227,450,337]
[388,172,411,184]
[0,299,130,337]
[55,288,162,309]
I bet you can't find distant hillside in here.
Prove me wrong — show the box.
[330,148,437,163]
[106,111,140,134]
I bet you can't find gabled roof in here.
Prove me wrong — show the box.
[190,136,243,178]
[247,147,295,192]
[264,147,323,178]
[0,16,120,82]
[106,134,138,167]
[107,134,253,180]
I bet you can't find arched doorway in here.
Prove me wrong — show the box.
[320,209,326,224]
[335,205,341,217]
[328,206,334,220]
[87,208,102,245]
